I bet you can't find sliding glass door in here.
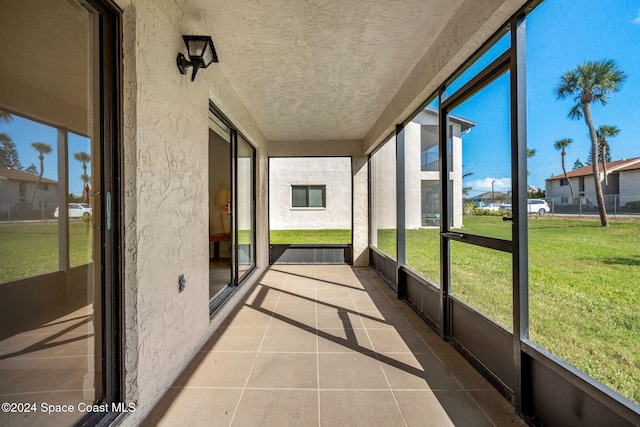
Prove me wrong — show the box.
[0,0,121,425]
[208,104,256,314]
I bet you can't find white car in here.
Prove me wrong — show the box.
[54,203,92,218]
[481,203,502,212]
[528,199,550,215]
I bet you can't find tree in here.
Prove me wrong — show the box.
[462,171,473,196]
[595,125,620,185]
[573,158,584,170]
[526,148,536,176]
[553,138,575,198]
[586,141,611,165]
[30,142,53,204]
[555,59,627,226]
[25,163,38,174]
[0,133,23,170]
[0,109,13,124]
[74,152,91,202]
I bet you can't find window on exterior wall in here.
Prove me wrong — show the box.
[292,185,326,208]
[270,157,351,245]
[526,0,640,405]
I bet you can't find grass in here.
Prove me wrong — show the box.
[375,216,640,404]
[1,218,637,403]
[270,229,351,244]
[0,221,93,282]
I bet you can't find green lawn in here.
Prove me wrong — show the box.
[270,229,352,244]
[1,218,637,403]
[0,221,93,282]
[375,216,640,404]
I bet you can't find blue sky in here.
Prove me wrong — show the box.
[2,0,638,198]
[1,115,91,196]
[457,0,640,196]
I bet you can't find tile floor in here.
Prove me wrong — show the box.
[143,265,525,427]
[0,303,97,427]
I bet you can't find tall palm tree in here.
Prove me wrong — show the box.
[553,138,575,198]
[80,173,91,202]
[74,152,91,202]
[595,125,620,186]
[30,142,53,204]
[555,59,627,226]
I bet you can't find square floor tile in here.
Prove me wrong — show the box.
[394,390,495,427]
[316,310,364,330]
[221,309,272,328]
[268,311,316,329]
[318,352,388,389]
[232,389,318,426]
[367,329,431,354]
[142,387,242,427]
[378,353,462,391]
[203,327,267,352]
[320,390,405,427]
[246,353,317,389]
[260,327,317,353]
[317,328,374,353]
[174,352,257,388]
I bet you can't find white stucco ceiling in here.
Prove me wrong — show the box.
[180,0,470,141]
[0,0,90,112]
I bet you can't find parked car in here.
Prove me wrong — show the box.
[54,203,92,218]
[481,203,501,212]
[527,199,550,215]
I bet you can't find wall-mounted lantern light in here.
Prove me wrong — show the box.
[176,35,218,81]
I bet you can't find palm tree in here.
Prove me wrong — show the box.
[526,148,536,176]
[74,152,91,202]
[595,125,620,186]
[30,142,53,204]
[553,138,575,198]
[555,59,627,226]
[80,173,92,202]
[0,109,13,124]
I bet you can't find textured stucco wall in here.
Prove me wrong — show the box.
[268,140,369,266]
[119,1,269,425]
[405,122,423,229]
[269,157,352,230]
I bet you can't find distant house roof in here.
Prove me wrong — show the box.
[474,191,511,200]
[0,168,58,184]
[546,157,640,181]
[424,107,476,132]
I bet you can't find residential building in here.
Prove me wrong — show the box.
[270,108,473,231]
[0,168,58,216]
[545,157,640,208]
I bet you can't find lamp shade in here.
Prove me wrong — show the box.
[183,35,218,68]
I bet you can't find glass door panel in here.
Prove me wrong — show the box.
[445,70,513,330]
[236,135,255,281]
[208,113,232,301]
[0,1,103,424]
[450,241,512,330]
